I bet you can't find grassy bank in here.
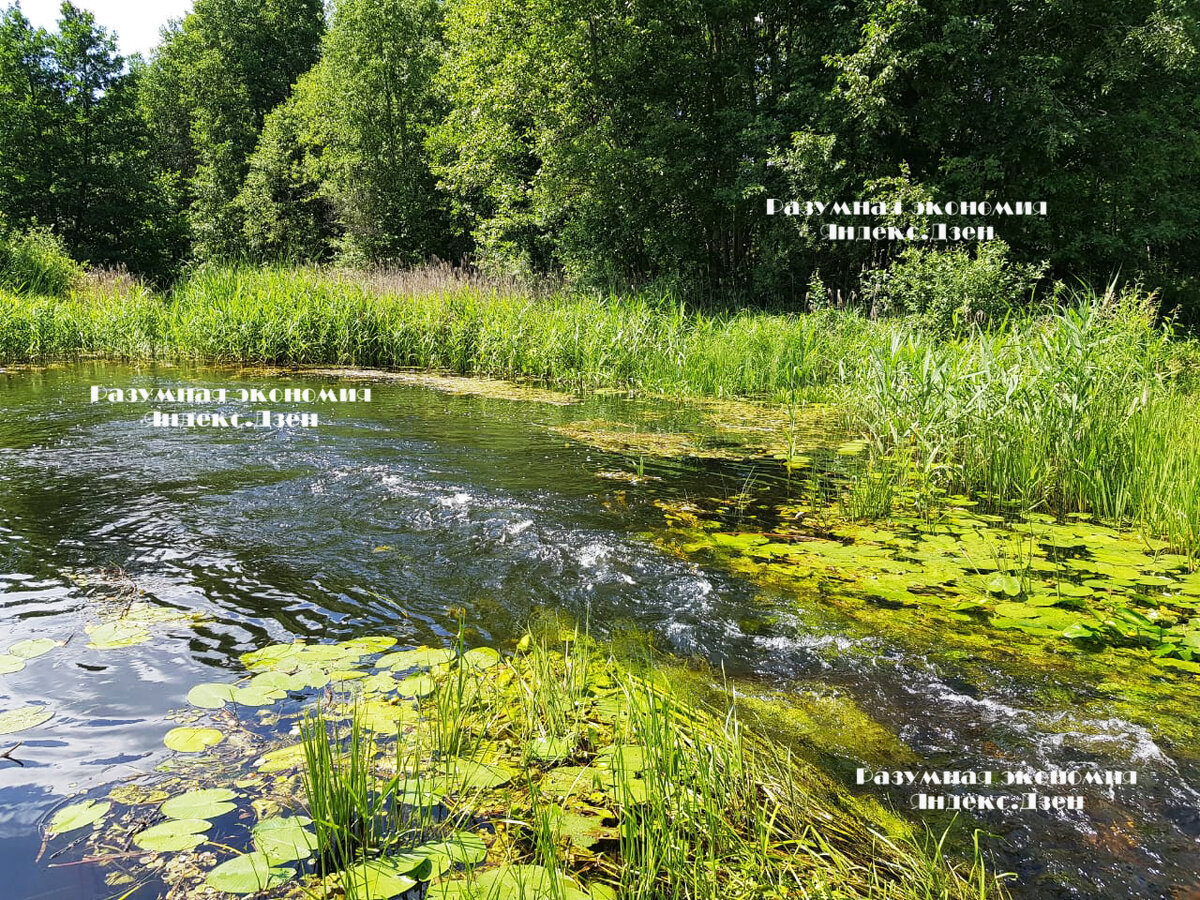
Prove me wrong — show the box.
[2,266,1199,552]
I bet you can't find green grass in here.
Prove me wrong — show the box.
[2,266,1198,553]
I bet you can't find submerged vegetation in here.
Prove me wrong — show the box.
[36,626,1010,899]
[2,267,1199,555]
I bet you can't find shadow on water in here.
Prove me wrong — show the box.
[0,361,1197,898]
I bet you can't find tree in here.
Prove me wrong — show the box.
[0,3,184,277]
[240,0,462,264]
[140,0,325,261]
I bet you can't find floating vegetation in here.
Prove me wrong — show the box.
[0,705,54,735]
[36,629,1008,900]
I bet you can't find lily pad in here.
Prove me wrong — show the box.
[462,647,501,670]
[160,788,238,820]
[252,816,316,864]
[206,852,295,894]
[256,743,308,772]
[9,638,58,659]
[415,831,488,868]
[133,818,211,852]
[0,655,26,675]
[987,575,1022,596]
[0,705,54,735]
[338,856,423,899]
[376,647,455,671]
[163,726,224,753]
[85,621,151,650]
[47,800,111,836]
[395,673,437,698]
[187,682,238,710]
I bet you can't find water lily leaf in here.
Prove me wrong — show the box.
[206,852,294,894]
[466,864,590,900]
[528,733,575,762]
[85,621,151,649]
[550,806,617,849]
[9,638,58,659]
[1062,623,1097,640]
[255,743,308,773]
[231,686,283,707]
[133,818,211,852]
[160,788,237,820]
[358,700,417,733]
[0,706,54,735]
[377,647,455,671]
[339,857,421,899]
[252,816,316,864]
[987,575,1022,596]
[0,655,26,674]
[1055,582,1093,598]
[164,726,224,753]
[395,673,436,698]
[415,831,488,869]
[462,647,501,669]
[597,744,648,774]
[48,800,111,836]
[443,757,513,790]
[340,636,398,653]
[187,683,238,710]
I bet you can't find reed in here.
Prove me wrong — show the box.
[2,266,1198,552]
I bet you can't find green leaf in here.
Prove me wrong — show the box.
[85,621,152,649]
[252,816,316,864]
[255,743,308,772]
[338,857,421,899]
[187,683,238,709]
[160,788,237,820]
[987,574,1021,596]
[461,646,501,669]
[133,818,211,852]
[395,673,436,697]
[9,638,58,659]
[206,852,295,894]
[0,655,26,675]
[48,800,111,836]
[415,831,487,868]
[163,726,224,753]
[376,647,455,671]
[0,706,54,735]
[1062,623,1096,640]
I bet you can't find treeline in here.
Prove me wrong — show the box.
[1,0,1198,312]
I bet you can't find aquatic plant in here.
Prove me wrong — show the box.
[34,630,1011,900]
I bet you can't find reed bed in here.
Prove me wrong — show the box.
[2,266,1198,552]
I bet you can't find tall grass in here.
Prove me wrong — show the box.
[2,266,1198,551]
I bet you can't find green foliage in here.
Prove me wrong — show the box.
[139,0,325,261]
[0,4,183,278]
[0,225,83,296]
[864,241,1046,333]
[240,0,460,265]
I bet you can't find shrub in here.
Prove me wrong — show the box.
[865,240,1046,333]
[0,226,85,297]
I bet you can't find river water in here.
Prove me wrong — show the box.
[0,362,1196,899]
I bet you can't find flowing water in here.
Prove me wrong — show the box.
[0,362,1197,899]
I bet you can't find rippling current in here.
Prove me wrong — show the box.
[0,363,1196,899]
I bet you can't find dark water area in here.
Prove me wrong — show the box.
[0,362,1196,899]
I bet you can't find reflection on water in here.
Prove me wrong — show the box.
[0,362,1197,899]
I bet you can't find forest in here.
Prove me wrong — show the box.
[1,0,1198,314]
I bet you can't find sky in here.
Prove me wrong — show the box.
[17,0,193,57]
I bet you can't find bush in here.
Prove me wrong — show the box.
[865,240,1046,333]
[0,226,84,297]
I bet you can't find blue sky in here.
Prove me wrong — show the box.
[17,0,193,57]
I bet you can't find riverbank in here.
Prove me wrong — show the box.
[2,267,1199,554]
